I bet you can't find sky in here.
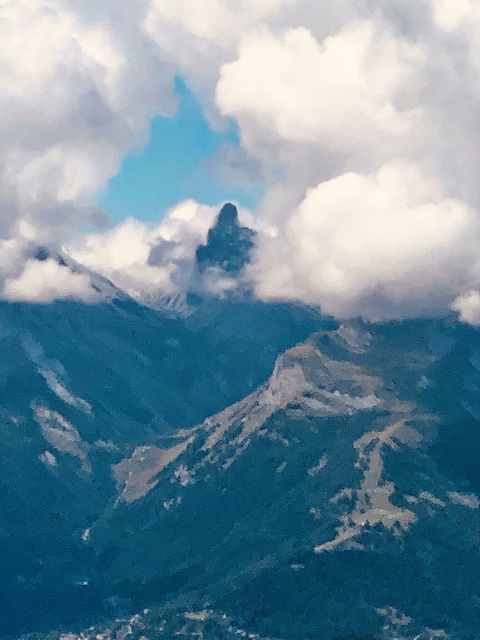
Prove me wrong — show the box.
[3,0,480,324]
[99,78,264,224]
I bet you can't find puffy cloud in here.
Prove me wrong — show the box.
[250,161,480,319]
[3,258,99,304]
[452,291,480,326]
[206,1,480,321]
[4,0,480,323]
[68,200,227,303]
[143,0,297,118]
[0,0,175,243]
[216,22,425,165]
[430,0,475,32]
[208,8,436,237]
[0,0,179,301]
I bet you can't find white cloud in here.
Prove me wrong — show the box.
[208,1,480,321]
[68,200,221,303]
[430,0,474,32]
[0,0,175,243]
[451,291,480,326]
[67,198,259,304]
[143,0,296,118]
[3,258,99,304]
[2,0,480,322]
[250,161,480,319]
[216,22,424,163]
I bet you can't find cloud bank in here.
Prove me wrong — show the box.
[4,0,480,322]
[250,161,480,320]
[68,199,220,304]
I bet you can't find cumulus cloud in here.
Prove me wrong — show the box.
[4,0,480,321]
[250,161,480,319]
[451,291,480,326]
[430,0,474,32]
[3,258,99,304]
[216,22,424,164]
[209,0,480,321]
[68,200,222,303]
[0,0,176,263]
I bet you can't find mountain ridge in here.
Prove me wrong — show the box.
[77,317,480,639]
[3,206,480,639]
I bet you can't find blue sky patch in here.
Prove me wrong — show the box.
[99,78,264,224]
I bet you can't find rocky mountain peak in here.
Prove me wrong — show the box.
[195,202,256,275]
[215,202,240,230]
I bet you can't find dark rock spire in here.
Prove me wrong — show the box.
[195,203,256,275]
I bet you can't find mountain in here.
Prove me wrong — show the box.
[79,317,480,640]
[32,246,127,301]
[0,276,326,636]
[195,202,255,276]
[5,207,480,640]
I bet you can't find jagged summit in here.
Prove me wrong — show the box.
[215,202,239,228]
[195,202,255,275]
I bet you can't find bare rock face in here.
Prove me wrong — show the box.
[195,203,256,275]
